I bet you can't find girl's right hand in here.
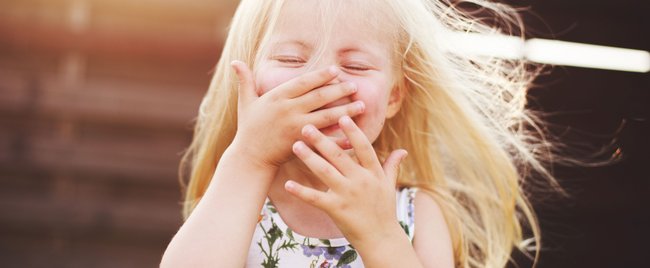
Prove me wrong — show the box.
[229,60,365,170]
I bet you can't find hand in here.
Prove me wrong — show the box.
[284,115,408,245]
[230,61,365,169]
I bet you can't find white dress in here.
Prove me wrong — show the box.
[245,188,418,268]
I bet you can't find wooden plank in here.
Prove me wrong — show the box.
[0,46,214,92]
[0,191,182,236]
[0,130,189,180]
[0,15,222,63]
[0,70,206,127]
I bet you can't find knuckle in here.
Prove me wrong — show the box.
[306,193,322,204]
[281,99,294,111]
[358,178,370,189]
[314,89,326,100]
[361,143,373,152]
[295,78,310,90]
[321,112,335,124]
[266,91,281,102]
[334,150,345,160]
[288,124,302,137]
[318,165,331,176]
[337,200,350,211]
[318,69,331,80]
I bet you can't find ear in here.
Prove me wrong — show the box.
[385,84,405,119]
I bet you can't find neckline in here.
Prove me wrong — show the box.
[263,198,351,248]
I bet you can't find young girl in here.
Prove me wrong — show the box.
[162,0,554,267]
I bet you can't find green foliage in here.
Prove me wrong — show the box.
[258,218,299,267]
[336,250,358,267]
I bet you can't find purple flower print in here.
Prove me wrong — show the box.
[301,244,323,257]
[323,246,346,260]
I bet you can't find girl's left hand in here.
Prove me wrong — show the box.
[285,115,409,246]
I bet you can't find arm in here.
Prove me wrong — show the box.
[159,145,276,267]
[412,192,455,268]
[354,192,454,267]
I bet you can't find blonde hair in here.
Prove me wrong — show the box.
[179,0,558,267]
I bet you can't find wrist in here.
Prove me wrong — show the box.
[205,142,279,196]
[226,138,280,171]
[351,222,421,267]
[352,222,406,251]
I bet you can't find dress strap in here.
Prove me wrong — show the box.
[396,187,418,242]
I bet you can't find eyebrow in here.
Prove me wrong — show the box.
[273,40,311,49]
[274,40,369,52]
[272,40,382,61]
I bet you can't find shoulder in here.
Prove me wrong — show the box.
[412,189,455,268]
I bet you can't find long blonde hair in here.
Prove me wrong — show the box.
[179,1,557,267]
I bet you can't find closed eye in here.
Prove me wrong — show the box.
[273,56,306,65]
[344,65,371,71]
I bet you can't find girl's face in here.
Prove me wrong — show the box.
[255,0,402,144]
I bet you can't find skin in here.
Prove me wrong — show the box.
[161,0,454,267]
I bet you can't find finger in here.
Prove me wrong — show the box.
[308,101,365,129]
[383,149,408,185]
[273,66,340,99]
[294,82,357,112]
[338,115,382,172]
[293,140,346,189]
[301,125,357,175]
[230,60,258,105]
[285,180,330,210]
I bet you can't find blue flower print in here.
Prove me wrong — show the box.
[301,244,323,257]
[323,246,346,260]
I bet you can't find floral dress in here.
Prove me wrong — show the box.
[245,188,418,268]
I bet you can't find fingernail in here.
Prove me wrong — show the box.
[285,180,295,190]
[328,66,339,76]
[293,141,305,153]
[355,101,365,112]
[340,115,352,125]
[230,61,241,73]
[346,82,357,93]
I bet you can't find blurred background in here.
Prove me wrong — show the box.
[0,0,647,267]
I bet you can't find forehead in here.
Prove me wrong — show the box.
[270,0,396,52]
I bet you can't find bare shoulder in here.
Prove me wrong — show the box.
[413,190,455,268]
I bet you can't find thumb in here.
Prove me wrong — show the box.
[231,60,258,106]
[383,149,408,185]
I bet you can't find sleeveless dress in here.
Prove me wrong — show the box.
[245,188,418,268]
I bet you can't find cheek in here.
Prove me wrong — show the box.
[353,81,391,139]
[353,79,391,116]
[255,67,303,95]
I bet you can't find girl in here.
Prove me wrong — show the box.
[162,0,555,267]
